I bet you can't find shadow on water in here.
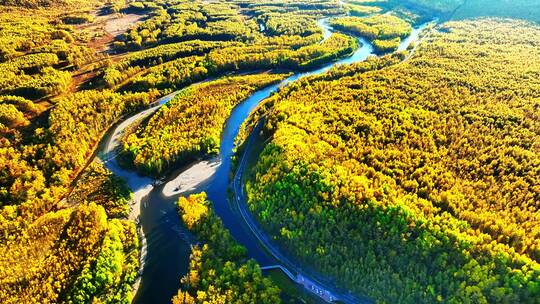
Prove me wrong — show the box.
[94,19,432,304]
[133,183,194,304]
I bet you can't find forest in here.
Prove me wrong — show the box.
[121,73,288,175]
[105,0,357,93]
[173,193,281,303]
[243,18,540,303]
[452,0,540,23]
[0,160,139,303]
[329,14,412,52]
[1,0,539,303]
[0,0,356,302]
[0,1,154,302]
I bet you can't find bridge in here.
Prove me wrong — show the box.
[260,265,340,303]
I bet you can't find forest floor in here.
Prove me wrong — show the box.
[80,10,146,53]
[103,13,144,38]
[71,11,146,91]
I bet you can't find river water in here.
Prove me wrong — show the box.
[98,20,429,304]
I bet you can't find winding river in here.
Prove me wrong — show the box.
[98,19,430,304]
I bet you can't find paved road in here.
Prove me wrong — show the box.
[228,20,433,303]
[231,125,370,304]
[260,265,342,303]
[99,17,432,303]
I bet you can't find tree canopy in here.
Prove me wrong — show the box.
[174,193,281,304]
[242,18,540,303]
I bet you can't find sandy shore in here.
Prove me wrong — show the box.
[128,185,154,221]
[97,89,215,300]
[162,158,221,198]
[99,105,161,300]
[123,157,219,300]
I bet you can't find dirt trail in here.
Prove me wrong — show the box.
[81,11,146,52]
[71,11,146,90]
[105,13,144,36]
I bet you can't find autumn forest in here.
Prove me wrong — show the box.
[0,0,538,303]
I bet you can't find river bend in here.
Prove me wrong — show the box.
[97,19,430,304]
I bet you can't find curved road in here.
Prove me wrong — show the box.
[229,21,431,304]
[232,124,370,304]
[97,18,431,304]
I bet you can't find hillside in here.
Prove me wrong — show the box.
[244,18,540,303]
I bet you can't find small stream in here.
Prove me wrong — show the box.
[98,20,430,304]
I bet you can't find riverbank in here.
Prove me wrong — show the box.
[227,21,434,304]
[94,17,432,304]
[162,158,220,198]
[96,91,183,300]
